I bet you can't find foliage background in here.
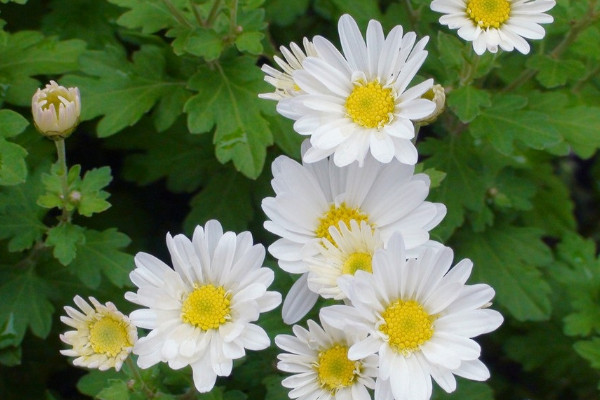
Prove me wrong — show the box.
[0,0,599,398]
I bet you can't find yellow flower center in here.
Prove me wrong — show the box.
[466,0,511,29]
[181,284,231,330]
[316,345,358,391]
[379,300,434,355]
[315,203,372,245]
[88,316,132,357]
[41,89,72,116]
[345,81,395,129]
[342,252,373,275]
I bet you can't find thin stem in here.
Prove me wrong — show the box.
[125,358,155,398]
[206,0,223,28]
[459,49,481,86]
[403,0,417,29]
[573,64,600,93]
[162,0,193,28]
[189,0,204,27]
[55,139,71,223]
[229,0,238,34]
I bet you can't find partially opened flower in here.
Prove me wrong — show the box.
[126,220,282,393]
[260,38,317,102]
[59,296,137,371]
[262,151,446,324]
[276,319,378,400]
[320,234,504,400]
[276,14,435,167]
[431,0,556,55]
[32,80,81,139]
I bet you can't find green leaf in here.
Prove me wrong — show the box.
[263,375,288,400]
[265,0,310,26]
[178,28,224,60]
[454,225,553,321]
[0,168,47,251]
[447,85,491,123]
[574,338,600,369]
[63,45,186,137]
[435,31,466,80]
[432,380,493,400]
[77,166,112,217]
[544,106,600,159]
[0,139,27,186]
[97,380,130,400]
[421,134,491,239]
[265,113,303,158]
[469,94,561,154]
[184,168,253,234]
[185,57,273,178]
[329,0,382,24]
[526,55,587,88]
[0,109,29,138]
[45,223,86,266]
[77,369,127,397]
[235,32,264,55]
[0,269,54,342]
[0,31,85,106]
[70,228,133,288]
[108,0,184,34]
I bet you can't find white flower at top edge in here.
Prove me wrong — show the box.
[261,149,446,324]
[276,318,378,400]
[59,296,137,371]
[320,233,504,400]
[125,220,282,393]
[32,80,81,139]
[431,0,556,55]
[276,14,435,167]
[260,38,318,102]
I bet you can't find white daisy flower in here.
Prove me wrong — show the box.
[59,296,137,371]
[261,150,446,324]
[276,318,378,400]
[32,80,81,139]
[276,14,435,167]
[431,0,556,55]
[320,233,504,400]
[306,219,383,301]
[125,220,282,393]
[260,38,318,102]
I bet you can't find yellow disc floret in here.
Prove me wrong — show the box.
[342,252,373,275]
[315,203,372,245]
[345,81,395,129]
[466,0,511,29]
[316,345,358,391]
[181,284,231,330]
[89,316,133,357]
[379,300,434,355]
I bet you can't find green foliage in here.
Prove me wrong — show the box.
[0,110,28,185]
[447,86,491,123]
[45,223,85,266]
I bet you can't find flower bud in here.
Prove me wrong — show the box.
[32,80,81,139]
[415,84,445,126]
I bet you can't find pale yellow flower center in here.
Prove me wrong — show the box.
[316,345,358,391]
[41,88,72,117]
[88,316,132,357]
[379,300,434,354]
[181,284,231,330]
[345,81,395,129]
[315,203,372,245]
[466,0,511,29]
[342,252,373,275]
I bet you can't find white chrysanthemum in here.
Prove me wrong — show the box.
[276,319,378,400]
[32,80,81,138]
[321,233,504,400]
[260,38,318,101]
[431,0,556,55]
[125,220,282,393]
[262,150,446,324]
[59,296,137,371]
[276,14,435,167]
[306,220,383,300]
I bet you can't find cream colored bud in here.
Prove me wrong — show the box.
[32,80,81,139]
[415,84,445,126]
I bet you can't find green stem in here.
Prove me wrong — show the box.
[229,0,238,34]
[55,139,71,223]
[162,0,193,28]
[125,358,155,398]
[459,49,481,86]
[189,0,204,27]
[572,63,600,93]
[402,0,417,29]
[206,0,223,28]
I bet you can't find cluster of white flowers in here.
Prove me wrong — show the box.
[259,12,514,400]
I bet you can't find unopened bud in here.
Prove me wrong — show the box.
[415,84,445,126]
[32,80,81,139]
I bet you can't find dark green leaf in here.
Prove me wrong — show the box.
[574,338,600,369]
[526,55,587,88]
[45,223,86,266]
[77,166,112,217]
[0,139,27,185]
[0,109,29,138]
[108,0,184,34]
[235,32,264,55]
[447,85,491,123]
